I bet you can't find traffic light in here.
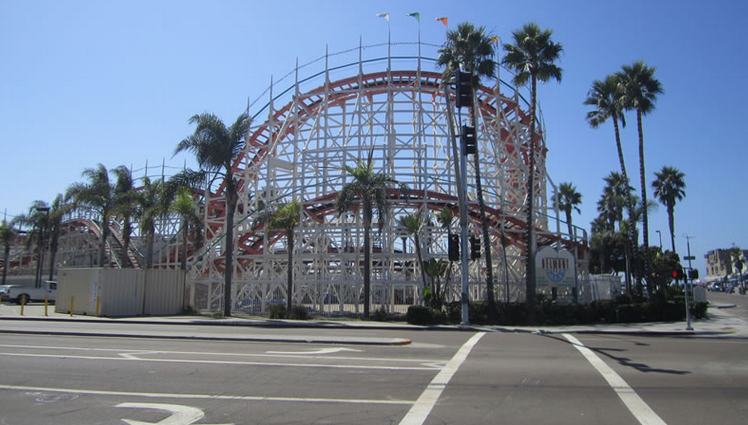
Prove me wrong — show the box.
[448,233,460,261]
[461,125,476,155]
[470,236,481,260]
[688,269,699,280]
[455,71,473,108]
[671,266,683,280]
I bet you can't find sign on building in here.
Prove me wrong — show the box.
[536,245,575,287]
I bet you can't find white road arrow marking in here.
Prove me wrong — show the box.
[266,347,363,355]
[116,402,234,425]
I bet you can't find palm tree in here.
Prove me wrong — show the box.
[438,22,498,316]
[400,212,428,301]
[652,166,686,253]
[175,112,250,317]
[553,182,582,239]
[46,194,72,280]
[136,177,168,269]
[269,199,302,313]
[67,164,117,267]
[168,169,207,273]
[16,201,51,287]
[111,166,137,268]
[0,220,16,285]
[617,61,663,256]
[336,151,397,318]
[503,23,563,310]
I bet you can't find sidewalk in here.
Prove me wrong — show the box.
[1,301,746,338]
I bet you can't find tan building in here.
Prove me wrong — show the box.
[705,248,747,280]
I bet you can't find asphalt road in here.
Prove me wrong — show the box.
[0,323,746,424]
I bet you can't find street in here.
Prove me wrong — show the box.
[0,318,747,424]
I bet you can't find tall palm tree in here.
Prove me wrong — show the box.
[400,212,428,301]
[46,194,72,280]
[438,22,498,316]
[553,182,582,239]
[0,219,16,285]
[617,62,663,256]
[111,166,137,268]
[269,199,302,313]
[652,166,686,253]
[503,23,563,310]
[16,201,51,287]
[136,177,168,269]
[336,151,397,318]
[175,112,250,317]
[67,164,116,267]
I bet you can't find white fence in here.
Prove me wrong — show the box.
[56,268,186,317]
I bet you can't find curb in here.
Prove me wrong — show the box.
[0,329,412,346]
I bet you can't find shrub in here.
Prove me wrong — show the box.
[372,306,388,322]
[691,302,708,319]
[289,305,309,320]
[268,304,287,319]
[406,305,445,325]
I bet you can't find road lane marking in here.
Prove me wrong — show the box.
[398,332,485,425]
[0,351,437,371]
[563,334,667,425]
[0,384,414,405]
[0,343,445,364]
[266,347,363,355]
[117,402,233,425]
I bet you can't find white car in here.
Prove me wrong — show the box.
[0,281,56,304]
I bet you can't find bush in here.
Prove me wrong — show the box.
[691,302,708,319]
[268,304,287,319]
[289,305,309,320]
[406,305,445,325]
[372,306,388,321]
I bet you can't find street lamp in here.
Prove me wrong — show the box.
[34,206,50,289]
[655,230,663,251]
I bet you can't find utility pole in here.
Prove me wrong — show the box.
[683,234,695,331]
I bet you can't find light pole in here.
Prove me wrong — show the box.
[683,234,695,331]
[34,206,50,289]
[655,230,663,251]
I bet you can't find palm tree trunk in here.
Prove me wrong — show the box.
[224,177,236,317]
[363,203,372,319]
[668,204,676,253]
[180,219,188,271]
[48,230,58,281]
[565,209,573,240]
[470,105,497,319]
[286,229,294,313]
[636,109,652,294]
[145,224,155,269]
[413,234,428,303]
[2,244,9,285]
[612,113,634,296]
[122,217,132,268]
[525,76,538,313]
[99,213,109,267]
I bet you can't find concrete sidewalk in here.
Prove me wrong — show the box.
[2,301,746,338]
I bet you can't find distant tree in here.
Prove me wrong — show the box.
[336,151,398,318]
[553,182,582,239]
[503,22,563,311]
[0,220,16,285]
[46,194,73,280]
[171,187,200,273]
[652,166,686,253]
[135,177,168,269]
[175,112,250,317]
[400,212,429,303]
[269,199,302,312]
[67,164,117,267]
[111,166,137,268]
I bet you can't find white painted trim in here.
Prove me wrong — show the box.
[398,332,485,425]
[563,334,667,425]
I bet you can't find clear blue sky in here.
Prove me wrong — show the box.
[1,0,746,274]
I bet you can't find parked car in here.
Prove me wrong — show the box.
[0,281,56,304]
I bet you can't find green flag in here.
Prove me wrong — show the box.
[408,12,420,22]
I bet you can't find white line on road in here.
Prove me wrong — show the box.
[0,351,438,371]
[0,343,446,364]
[563,334,667,425]
[398,332,485,425]
[0,383,414,406]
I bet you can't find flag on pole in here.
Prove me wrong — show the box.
[435,17,448,27]
[376,12,390,22]
[407,12,420,22]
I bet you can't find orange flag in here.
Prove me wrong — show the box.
[435,17,448,27]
